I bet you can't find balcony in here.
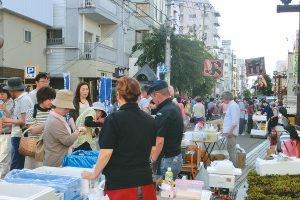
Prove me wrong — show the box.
[81,42,117,64]
[47,38,64,45]
[79,0,118,24]
[214,11,221,17]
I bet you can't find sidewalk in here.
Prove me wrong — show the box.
[233,139,269,200]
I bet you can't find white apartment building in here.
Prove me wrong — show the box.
[0,0,53,81]
[176,0,221,50]
[219,40,235,93]
[236,59,248,97]
[126,0,167,77]
[46,0,129,99]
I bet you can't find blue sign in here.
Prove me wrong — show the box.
[63,72,70,90]
[159,64,168,74]
[25,66,37,78]
[99,77,112,114]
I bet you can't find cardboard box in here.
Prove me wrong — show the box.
[267,146,276,156]
[236,152,246,168]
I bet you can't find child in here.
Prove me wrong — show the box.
[73,102,107,151]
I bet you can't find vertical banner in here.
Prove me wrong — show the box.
[63,72,70,90]
[203,59,223,78]
[99,77,112,114]
[63,72,71,124]
[245,57,266,76]
[294,54,298,77]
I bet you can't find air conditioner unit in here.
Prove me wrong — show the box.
[44,48,53,55]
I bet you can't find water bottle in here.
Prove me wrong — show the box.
[165,167,173,182]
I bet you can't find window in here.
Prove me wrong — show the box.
[136,3,150,16]
[202,13,208,18]
[24,30,31,43]
[188,26,194,32]
[189,14,196,18]
[47,29,63,45]
[96,35,100,43]
[135,30,149,43]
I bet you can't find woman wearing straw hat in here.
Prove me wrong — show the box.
[43,90,87,167]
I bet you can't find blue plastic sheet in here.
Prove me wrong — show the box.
[62,150,99,168]
[5,169,81,200]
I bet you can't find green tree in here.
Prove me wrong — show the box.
[243,89,252,99]
[131,26,216,96]
[254,74,273,96]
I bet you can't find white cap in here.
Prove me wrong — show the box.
[167,167,171,171]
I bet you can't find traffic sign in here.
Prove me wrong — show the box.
[25,65,39,79]
[159,64,168,74]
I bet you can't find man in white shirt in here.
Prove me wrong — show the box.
[3,77,33,170]
[28,73,49,105]
[139,85,152,113]
[221,91,240,166]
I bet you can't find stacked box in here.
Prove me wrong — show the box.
[5,170,81,200]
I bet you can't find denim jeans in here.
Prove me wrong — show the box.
[10,137,25,170]
[159,154,183,179]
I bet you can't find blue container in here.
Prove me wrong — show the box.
[62,150,99,168]
[5,169,81,200]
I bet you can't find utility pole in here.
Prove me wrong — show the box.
[277,1,300,125]
[164,0,172,84]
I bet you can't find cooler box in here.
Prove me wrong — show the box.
[62,150,99,168]
[33,166,96,196]
[0,182,58,200]
[208,174,235,189]
[4,169,81,200]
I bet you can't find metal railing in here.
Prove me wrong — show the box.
[81,0,95,8]
[47,38,64,45]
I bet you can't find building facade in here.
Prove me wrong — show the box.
[46,0,129,100]
[0,0,53,82]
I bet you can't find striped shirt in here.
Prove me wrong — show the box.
[26,105,51,139]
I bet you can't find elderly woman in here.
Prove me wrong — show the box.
[43,90,86,167]
[82,77,157,200]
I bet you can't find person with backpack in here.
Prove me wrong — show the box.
[25,87,56,169]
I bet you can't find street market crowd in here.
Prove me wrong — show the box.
[0,73,299,200]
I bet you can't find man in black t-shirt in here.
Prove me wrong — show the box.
[148,80,184,178]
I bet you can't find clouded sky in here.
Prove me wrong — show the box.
[209,0,299,76]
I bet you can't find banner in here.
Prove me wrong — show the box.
[63,72,70,90]
[257,75,267,88]
[245,57,266,76]
[99,77,112,114]
[203,59,223,78]
[294,54,298,77]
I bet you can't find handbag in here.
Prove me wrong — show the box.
[35,138,44,162]
[18,128,38,158]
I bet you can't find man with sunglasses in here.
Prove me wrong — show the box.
[148,80,183,179]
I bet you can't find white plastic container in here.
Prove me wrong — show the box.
[208,174,235,189]
[0,182,58,200]
[33,166,95,195]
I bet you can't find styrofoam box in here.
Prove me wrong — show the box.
[0,182,58,200]
[250,129,267,137]
[256,158,300,176]
[252,115,267,121]
[208,174,235,189]
[33,166,96,195]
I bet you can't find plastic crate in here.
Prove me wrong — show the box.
[4,169,81,200]
[62,150,99,168]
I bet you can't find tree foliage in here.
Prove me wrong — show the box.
[254,74,274,96]
[243,89,252,99]
[131,26,216,97]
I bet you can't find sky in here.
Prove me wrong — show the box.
[209,0,299,77]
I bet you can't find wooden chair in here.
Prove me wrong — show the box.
[180,145,201,180]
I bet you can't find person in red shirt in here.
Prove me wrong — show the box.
[176,97,186,120]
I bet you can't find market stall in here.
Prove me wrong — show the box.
[250,114,268,138]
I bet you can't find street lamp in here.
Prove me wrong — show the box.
[277,0,300,125]
[273,70,287,100]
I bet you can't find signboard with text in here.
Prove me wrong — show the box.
[245,57,266,76]
[203,59,223,78]
[24,65,40,79]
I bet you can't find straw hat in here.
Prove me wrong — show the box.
[91,102,107,117]
[52,90,75,109]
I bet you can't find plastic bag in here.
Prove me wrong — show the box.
[62,150,99,168]
[195,164,210,190]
